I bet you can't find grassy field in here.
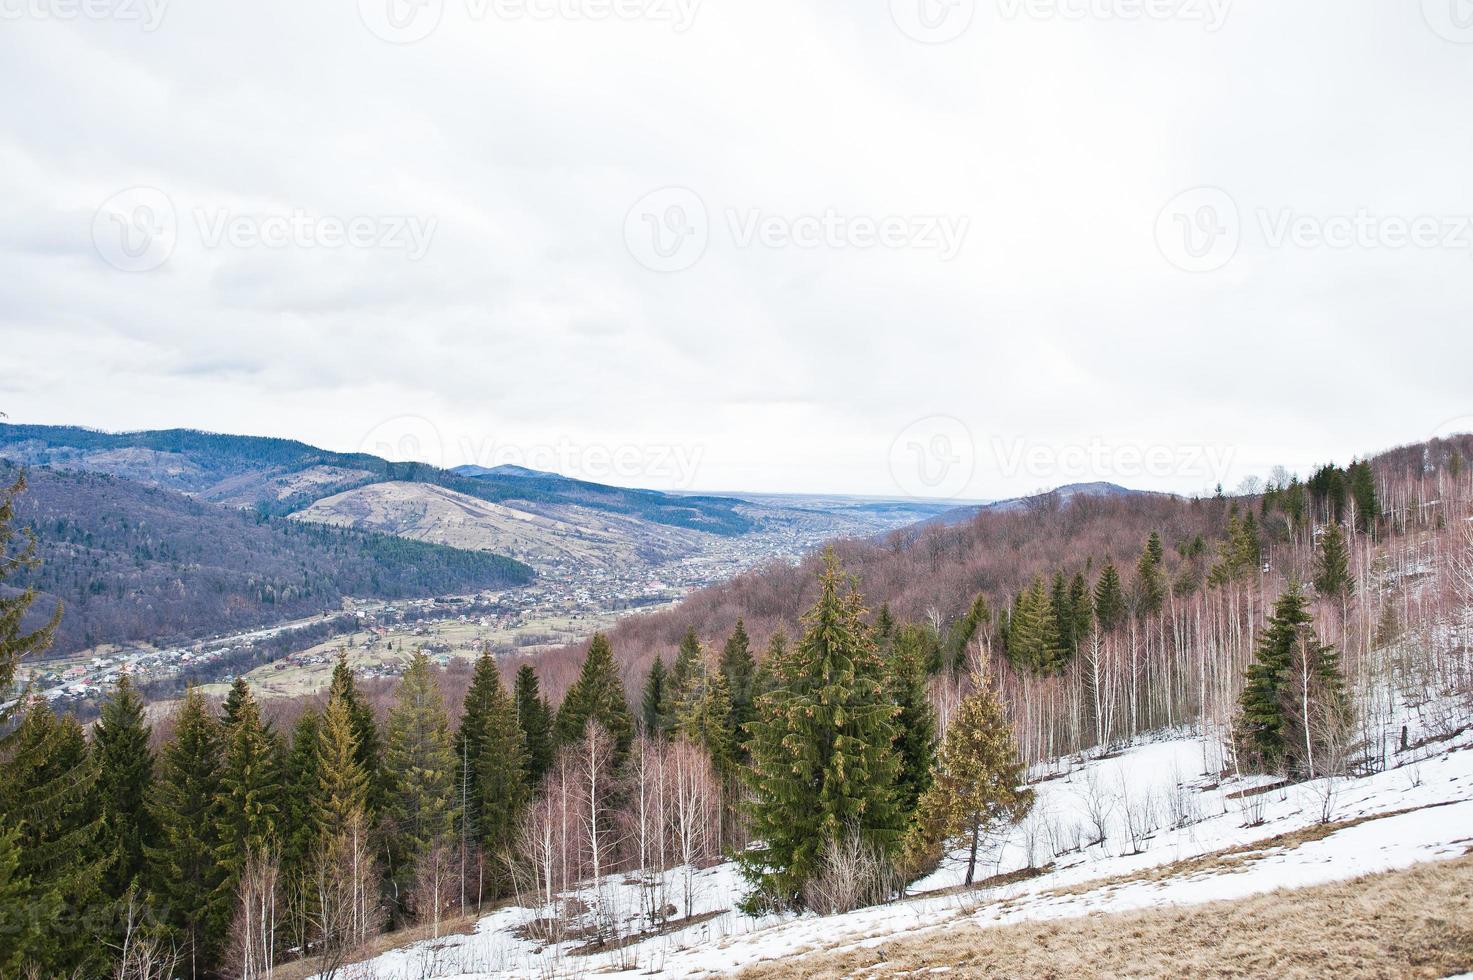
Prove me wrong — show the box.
[740,853,1473,980]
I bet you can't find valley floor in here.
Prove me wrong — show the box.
[324,705,1473,980]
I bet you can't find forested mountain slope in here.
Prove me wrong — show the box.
[2,462,532,655]
[0,424,754,534]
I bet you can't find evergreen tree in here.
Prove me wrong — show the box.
[456,650,527,894]
[514,664,554,784]
[0,824,35,978]
[329,651,384,816]
[1050,571,1075,658]
[1007,577,1063,672]
[4,704,109,975]
[554,632,634,759]
[640,657,671,739]
[95,674,156,902]
[279,709,322,885]
[148,686,229,979]
[0,473,60,717]
[1093,562,1127,633]
[215,679,281,893]
[907,661,1033,886]
[313,693,369,846]
[676,662,737,777]
[1068,572,1093,648]
[383,650,456,904]
[1133,539,1167,617]
[1313,521,1354,600]
[668,627,704,726]
[946,594,992,672]
[888,623,938,819]
[720,619,759,756]
[1236,582,1323,770]
[1348,460,1379,533]
[1145,530,1165,567]
[739,550,902,912]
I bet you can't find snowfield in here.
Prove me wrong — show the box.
[334,705,1473,979]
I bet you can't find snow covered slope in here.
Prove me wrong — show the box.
[332,705,1473,979]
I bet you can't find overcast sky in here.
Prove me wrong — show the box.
[2,0,1471,500]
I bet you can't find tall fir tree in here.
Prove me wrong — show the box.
[946,594,992,672]
[640,657,671,739]
[215,679,281,895]
[514,664,554,784]
[1313,520,1354,600]
[313,692,370,846]
[1348,460,1379,533]
[554,632,634,759]
[1133,538,1167,617]
[1093,562,1127,633]
[676,661,737,776]
[95,674,157,903]
[279,708,322,886]
[887,623,939,819]
[907,661,1033,886]
[739,550,902,912]
[456,650,528,895]
[329,651,384,816]
[1068,572,1094,647]
[383,650,456,907]
[0,823,34,978]
[148,686,229,980]
[1236,582,1314,768]
[1007,577,1063,672]
[719,618,759,756]
[667,627,704,729]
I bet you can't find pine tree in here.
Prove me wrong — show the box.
[215,679,281,893]
[640,658,671,738]
[514,665,554,784]
[1093,562,1127,633]
[383,651,456,905]
[554,632,634,759]
[95,674,157,904]
[888,623,938,819]
[148,686,229,980]
[329,651,384,816]
[907,661,1033,886]
[719,618,758,755]
[1313,521,1354,599]
[456,650,527,895]
[739,550,902,912]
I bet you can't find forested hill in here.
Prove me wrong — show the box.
[2,462,533,655]
[0,424,753,535]
[528,433,1473,697]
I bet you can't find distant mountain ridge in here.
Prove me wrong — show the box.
[922,481,1158,526]
[0,424,755,536]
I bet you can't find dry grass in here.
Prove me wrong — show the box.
[740,853,1473,980]
[267,910,484,980]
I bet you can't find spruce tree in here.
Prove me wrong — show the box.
[668,627,704,728]
[1145,530,1165,567]
[1313,521,1353,599]
[1348,460,1379,533]
[739,550,901,912]
[1050,571,1075,658]
[719,618,758,755]
[514,664,554,784]
[279,709,322,887]
[329,651,384,816]
[148,686,229,980]
[313,693,369,846]
[95,674,157,903]
[456,650,527,895]
[1093,562,1127,633]
[907,661,1033,886]
[1133,540,1167,617]
[554,632,633,759]
[640,657,670,738]
[215,679,281,894]
[1236,582,1313,769]
[888,623,938,819]
[946,594,992,672]
[383,650,456,905]
[4,704,109,975]
[676,662,737,777]
[0,824,34,978]
[1007,578,1063,672]
[1068,572,1094,648]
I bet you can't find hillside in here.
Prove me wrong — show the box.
[2,462,533,655]
[0,424,755,534]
